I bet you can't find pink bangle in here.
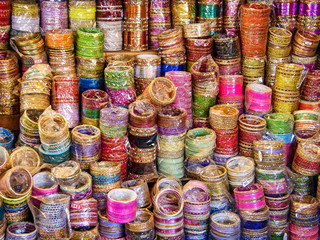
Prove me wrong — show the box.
[236,198,266,211]
[234,190,264,200]
[219,75,243,99]
[245,83,272,113]
[234,184,265,200]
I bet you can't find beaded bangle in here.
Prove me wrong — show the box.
[122,179,151,209]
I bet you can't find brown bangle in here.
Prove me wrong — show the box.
[129,100,157,128]
[157,106,187,129]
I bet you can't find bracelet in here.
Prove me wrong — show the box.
[6,222,37,240]
[76,27,103,58]
[245,83,272,114]
[70,198,98,229]
[51,160,81,186]
[171,0,196,27]
[129,100,157,128]
[98,209,125,239]
[200,165,229,196]
[32,171,58,207]
[9,146,40,175]
[151,177,182,204]
[157,106,187,130]
[183,22,210,38]
[0,128,13,150]
[210,211,241,238]
[106,54,135,67]
[209,104,239,130]
[213,34,241,59]
[125,209,154,239]
[292,30,320,57]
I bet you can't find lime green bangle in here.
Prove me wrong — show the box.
[264,113,294,134]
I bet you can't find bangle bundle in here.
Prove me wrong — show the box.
[158,28,185,58]
[292,30,320,57]
[256,167,288,196]
[298,0,320,33]
[0,51,20,115]
[97,21,123,51]
[183,22,210,39]
[69,0,96,32]
[266,56,291,88]
[213,34,241,59]
[265,193,290,226]
[171,0,196,27]
[134,54,161,96]
[292,54,317,71]
[267,27,292,59]
[98,210,125,239]
[71,125,101,171]
[293,110,320,133]
[76,56,105,79]
[300,70,320,102]
[81,90,110,127]
[122,179,151,209]
[292,142,320,176]
[52,74,79,128]
[265,113,294,134]
[290,223,318,240]
[275,63,305,90]
[105,66,136,107]
[106,54,135,67]
[32,171,58,207]
[209,104,238,130]
[242,56,266,86]
[274,0,298,32]
[9,146,40,175]
[162,55,187,76]
[214,56,241,76]
[96,0,122,21]
[0,146,9,175]
[239,114,266,157]
[294,129,319,144]
[288,168,313,196]
[123,0,148,51]
[245,83,272,116]
[6,222,37,240]
[209,211,241,240]
[100,107,128,137]
[51,160,81,186]
[76,27,103,58]
[107,188,137,223]
[197,0,223,35]
[234,184,266,211]
[183,180,210,239]
[70,198,98,230]
[226,156,255,190]
[0,128,13,150]
[151,177,182,204]
[224,0,244,34]
[125,209,155,240]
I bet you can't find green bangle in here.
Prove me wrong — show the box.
[105,66,134,89]
[264,113,294,134]
[198,4,222,18]
[82,107,101,119]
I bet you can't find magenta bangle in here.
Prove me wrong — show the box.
[245,83,272,113]
[234,190,264,200]
[219,75,243,101]
[275,2,298,16]
[236,199,266,211]
[106,87,136,107]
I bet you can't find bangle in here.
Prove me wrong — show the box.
[70,198,98,229]
[214,127,238,155]
[245,83,272,114]
[300,70,320,101]
[100,107,129,138]
[210,211,241,239]
[264,113,294,134]
[209,104,239,130]
[40,1,68,33]
[97,0,122,21]
[213,34,241,59]
[76,27,103,58]
[9,146,40,175]
[154,187,183,218]
[129,100,157,128]
[32,171,58,207]
[0,147,9,175]
[76,56,105,79]
[151,177,182,204]
[106,54,135,67]
[218,75,243,102]
[200,165,229,196]
[6,222,37,240]
[292,30,320,57]
[274,63,305,90]
[215,56,241,75]
[122,179,151,209]
[171,0,196,27]
[125,209,154,239]
[51,160,81,186]
[157,106,187,130]
[98,209,125,239]
[294,129,319,144]
[157,156,185,179]
[268,27,292,47]
[183,22,210,38]
[0,127,13,150]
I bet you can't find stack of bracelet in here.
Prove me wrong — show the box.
[0,146,9,175]
[265,113,294,165]
[122,179,151,209]
[40,0,68,34]
[77,57,105,95]
[238,114,266,157]
[0,0,10,49]
[69,0,96,32]
[240,3,270,58]
[191,55,219,127]
[38,109,71,164]
[125,209,155,239]
[165,71,193,129]
[218,75,244,114]
[266,27,292,87]
[245,83,272,117]
[153,188,184,239]
[149,0,171,49]
[298,0,320,34]
[184,128,216,178]
[106,54,135,67]
[70,198,98,231]
[123,0,148,51]
[52,74,79,128]
[292,30,320,58]
[288,168,313,196]
[9,146,40,174]
[274,0,298,32]
[32,171,58,207]
[46,29,76,76]
[226,156,255,190]
[299,70,320,111]
[105,66,136,107]
[81,90,109,127]
[242,56,266,86]
[90,161,121,210]
[158,28,187,75]
[19,64,52,113]
[289,195,319,240]
[209,211,241,239]
[0,128,13,150]
[183,180,210,239]
[96,0,122,51]
[209,105,239,165]
[100,107,129,180]
[76,28,103,59]
[151,177,182,202]
[157,106,187,178]
[171,0,196,27]
[213,35,241,76]
[234,184,266,211]
[10,34,47,72]
[223,0,243,35]
[197,0,223,35]
[292,142,320,176]
[273,64,304,113]
[128,100,157,181]
[6,222,37,240]
[200,165,231,213]
[36,194,70,239]
[186,35,213,72]
[98,210,125,239]
[18,110,43,148]
[134,54,161,96]
[51,160,81,186]
[71,125,101,171]
[11,1,40,35]
[293,110,320,133]
[0,51,20,115]
[294,129,319,145]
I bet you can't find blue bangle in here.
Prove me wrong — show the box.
[79,77,104,95]
[161,64,186,76]
[91,173,120,185]
[242,220,268,230]
[0,127,14,150]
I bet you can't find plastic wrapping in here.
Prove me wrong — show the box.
[9,146,40,175]
[122,179,151,209]
[69,0,96,32]
[76,27,103,59]
[97,21,123,51]
[70,198,98,230]
[292,30,320,57]
[274,0,298,32]
[0,127,13,150]
[51,160,81,186]
[197,0,223,35]
[11,1,40,33]
[125,209,155,240]
[242,56,266,86]
[171,0,196,27]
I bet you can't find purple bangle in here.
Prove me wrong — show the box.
[299,3,320,16]
[253,148,284,154]
[158,126,186,136]
[275,2,298,16]
[106,87,136,107]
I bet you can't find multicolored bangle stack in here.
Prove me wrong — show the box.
[171,0,196,27]
[0,51,20,115]
[100,107,129,180]
[98,210,125,239]
[71,125,101,171]
[209,105,239,165]
[298,0,320,34]
[242,56,266,87]
[293,110,320,133]
[183,180,210,239]
[70,198,98,230]
[19,64,52,112]
[123,0,148,51]
[128,100,158,181]
[122,179,151,209]
[265,193,290,229]
[223,0,244,35]
[157,106,187,178]
[69,0,96,32]
[274,0,298,33]
[197,0,223,35]
[209,211,241,240]
[76,27,103,59]
[134,54,161,96]
[292,54,317,71]
[125,209,155,240]
[0,0,10,50]
[151,177,182,203]
[238,114,266,157]
[51,160,81,185]
[0,128,13,150]
[234,184,266,211]
[299,70,320,111]
[245,83,272,117]
[266,56,291,88]
[81,90,110,127]
[149,0,171,49]
[105,66,136,107]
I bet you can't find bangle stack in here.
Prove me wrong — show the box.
[51,160,81,186]
[151,177,182,204]
[288,168,313,196]
[69,0,96,32]
[128,100,158,181]
[293,110,320,133]
[214,56,241,76]
[200,165,229,197]
[242,56,266,87]
[298,0,320,34]
[234,184,266,211]
[239,114,266,157]
[134,54,161,96]
[256,167,288,196]
[171,0,196,27]
[0,146,9,175]
[161,55,187,76]
[81,90,110,127]
[105,66,136,107]
[292,30,320,57]
[157,106,187,178]
[9,146,40,175]
[223,0,243,35]
[266,56,291,88]
[292,54,317,71]
[125,209,155,240]
[300,70,320,110]
[245,83,272,117]
[71,125,101,171]
[0,128,13,150]
[106,54,135,67]
[70,198,98,230]
[98,210,125,239]
[183,180,210,239]
[32,171,58,207]
[76,27,103,59]
[274,0,298,32]
[6,222,37,240]
[209,211,241,240]
[0,1,10,50]
[267,27,292,58]
[265,193,290,226]
[122,179,151,209]
[197,0,223,35]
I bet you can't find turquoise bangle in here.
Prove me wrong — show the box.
[198,4,222,18]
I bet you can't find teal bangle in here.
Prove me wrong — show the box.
[198,4,222,18]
